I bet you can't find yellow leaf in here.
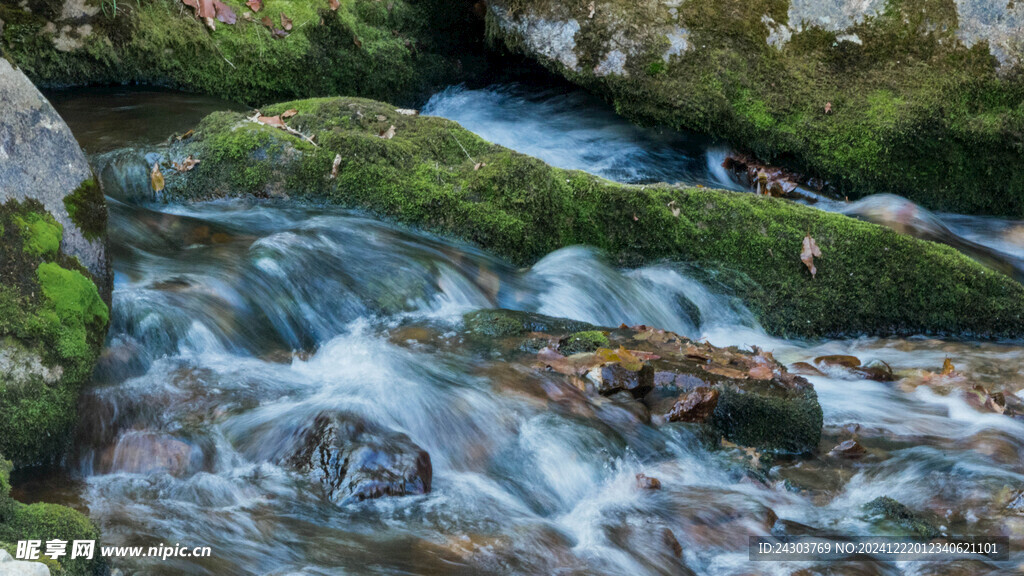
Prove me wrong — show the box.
[801,234,822,278]
[150,162,165,192]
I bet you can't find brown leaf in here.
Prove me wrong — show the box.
[473,162,486,171]
[748,363,774,380]
[176,129,194,141]
[150,162,165,192]
[379,125,396,139]
[182,0,199,10]
[814,354,861,368]
[801,234,822,278]
[587,1,595,18]
[260,15,273,26]
[172,155,200,172]
[824,102,833,114]
[330,153,342,179]
[257,115,287,129]
[328,0,340,10]
[280,12,292,31]
[212,0,235,24]
[353,35,363,48]
[281,109,298,118]
[703,364,748,380]
[245,0,261,12]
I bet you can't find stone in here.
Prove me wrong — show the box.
[288,413,432,503]
[635,473,661,490]
[595,362,654,399]
[0,550,51,576]
[666,386,719,423]
[828,439,866,458]
[0,58,109,297]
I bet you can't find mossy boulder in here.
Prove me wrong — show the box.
[138,96,1024,339]
[0,60,110,467]
[0,0,487,105]
[484,0,1024,217]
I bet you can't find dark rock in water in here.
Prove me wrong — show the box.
[598,362,654,399]
[289,413,432,503]
[828,439,866,459]
[604,512,695,575]
[864,497,941,538]
[666,386,719,423]
[635,473,661,490]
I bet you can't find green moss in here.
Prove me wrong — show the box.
[14,212,62,258]
[712,384,822,453]
[63,178,107,241]
[560,330,610,355]
[463,309,593,338]
[0,457,12,522]
[0,502,103,576]
[160,98,1024,339]
[0,200,108,467]
[0,0,486,106]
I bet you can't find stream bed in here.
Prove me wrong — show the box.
[22,85,1024,575]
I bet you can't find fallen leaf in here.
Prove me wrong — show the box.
[330,153,342,179]
[474,162,485,171]
[172,155,200,172]
[281,109,298,118]
[632,214,639,221]
[814,355,861,368]
[941,358,956,375]
[395,108,418,116]
[704,364,748,380]
[245,0,261,12]
[328,0,339,10]
[587,1,595,18]
[824,102,833,114]
[379,125,396,139]
[801,234,822,278]
[150,162,165,192]
[261,15,273,26]
[280,12,292,31]
[667,200,680,218]
[748,363,774,380]
[213,0,235,23]
[353,35,363,48]
[176,129,194,141]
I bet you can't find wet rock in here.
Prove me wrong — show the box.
[464,309,592,339]
[827,439,866,459]
[595,362,654,399]
[100,431,194,476]
[635,473,661,490]
[0,550,50,576]
[864,497,941,538]
[666,386,719,423]
[604,512,695,575]
[814,355,862,369]
[288,413,432,504]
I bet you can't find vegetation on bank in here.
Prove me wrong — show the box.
[486,0,1024,217]
[152,97,1024,339]
[0,0,485,105]
[0,456,104,576]
[0,199,109,467]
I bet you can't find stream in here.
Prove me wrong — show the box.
[20,85,1024,575]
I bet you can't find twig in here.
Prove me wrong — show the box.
[447,130,474,164]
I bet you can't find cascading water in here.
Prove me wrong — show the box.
[24,86,1024,575]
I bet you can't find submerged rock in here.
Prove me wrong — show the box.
[666,386,719,423]
[485,0,1024,217]
[864,496,942,538]
[137,97,1024,340]
[288,413,432,504]
[0,60,110,467]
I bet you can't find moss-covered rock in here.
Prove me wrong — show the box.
[144,96,1024,339]
[0,454,103,576]
[0,60,110,468]
[484,0,1024,217]
[460,309,823,452]
[0,0,488,105]
[864,496,942,538]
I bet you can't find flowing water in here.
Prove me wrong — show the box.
[27,85,1024,575]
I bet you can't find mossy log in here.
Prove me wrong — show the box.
[147,96,1024,339]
